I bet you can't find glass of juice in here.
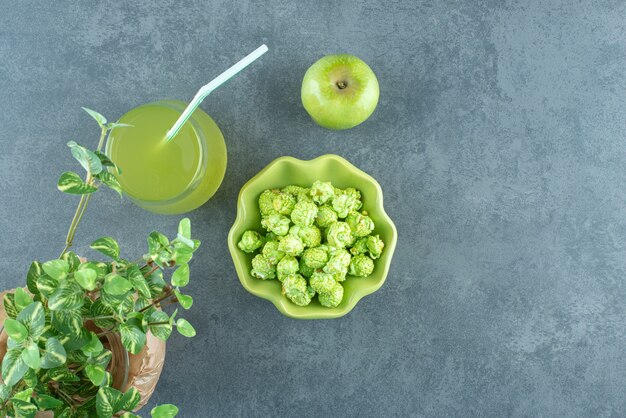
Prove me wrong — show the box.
[106,100,227,214]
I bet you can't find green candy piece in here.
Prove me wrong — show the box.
[310,180,335,205]
[309,271,336,294]
[277,234,304,257]
[366,235,385,259]
[250,254,276,280]
[302,247,329,269]
[326,222,354,248]
[282,274,312,306]
[290,200,318,226]
[318,282,344,308]
[276,256,299,282]
[348,254,374,277]
[261,241,285,265]
[261,213,290,236]
[315,205,338,229]
[345,211,374,238]
[237,230,264,253]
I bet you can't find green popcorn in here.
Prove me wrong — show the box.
[277,256,299,282]
[318,282,344,308]
[251,254,276,280]
[350,237,369,255]
[238,230,264,253]
[282,185,308,197]
[366,235,385,259]
[326,222,354,248]
[295,225,322,247]
[323,248,351,281]
[259,189,279,216]
[262,241,285,265]
[290,200,318,226]
[331,189,361,218]
[278,234,304,256]
[345,211,374,237]
[344,187,363,210]
[272,192,296,215]
[302,247,329,269]
[310,180,335,205]
[261,213,291,236]
[299,257,315,278]
[282,274,312,306]
[309,271,336,294]
[348,254,374,277]
[265,231,278,242]
[315,205,338,229]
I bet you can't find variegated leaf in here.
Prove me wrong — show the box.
[16,302,45,339]
[2,349,28,386]
[40,338,67,369]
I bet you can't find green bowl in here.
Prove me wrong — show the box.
[227,154,397,319]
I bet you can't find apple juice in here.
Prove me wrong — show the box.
[106,100,227,214]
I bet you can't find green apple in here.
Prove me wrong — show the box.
[301,54,379,130]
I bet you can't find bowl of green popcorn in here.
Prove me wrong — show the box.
[227,154,397,319]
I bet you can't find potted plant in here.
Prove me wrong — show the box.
[0,109,198,417]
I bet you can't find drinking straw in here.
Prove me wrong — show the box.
[164,44,268,143]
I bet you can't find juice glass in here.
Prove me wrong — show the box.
[106,100,227,214]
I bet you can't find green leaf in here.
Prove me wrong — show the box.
[0,383,10,402]
[36,274,58,298]
[120,412,141,418]
[96,171,123,198]
[25,262,42,295]
[2,349,28,386]
[57,171,98,195]
[81,332,104,356]
[48,367,79,382]
[107,122,133,130]
[21,342,40,369]
[94,150,121,174]
[85,363,106,386]
[61,251,82,272]
[104,274,133,295]
[67,140,103,175]
[42,259,70,281]
[74,268,97,291]
[13,288,32,312]
[151,404,179,418]
[3,293,18,319]
[96,386,122,418]
[51,309,82,336]
[178,218,191,238]
[93,349,112,370]
[148,310,171,341]
[48,281,84,311]
[117,387,140,411]
[35,394,64,409]
[62,326,91,351]
[127,265,151,298]
[171,264,189,287]
[11,399,37,418]
[12,388,33,402]
[176,318,196,337]
[91,237,120,260]
[40,338,67,369]
[90,300,116,329]
[82,107,107,126]
[16,302,45,339]
[4,318,28,342]
[119,323,146,355]
[174,290,193,310]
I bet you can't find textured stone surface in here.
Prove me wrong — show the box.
[1,0,625,416]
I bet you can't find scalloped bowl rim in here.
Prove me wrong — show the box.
[227,154,397,319]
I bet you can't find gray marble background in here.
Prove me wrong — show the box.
[1,0,625,417]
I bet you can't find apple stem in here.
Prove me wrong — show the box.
[337,81,347,89]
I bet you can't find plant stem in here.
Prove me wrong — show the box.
[147,321,170,326]
[59,126,108,258]
[139,290,175,313]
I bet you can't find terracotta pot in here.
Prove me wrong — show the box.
[0,289,166,413]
